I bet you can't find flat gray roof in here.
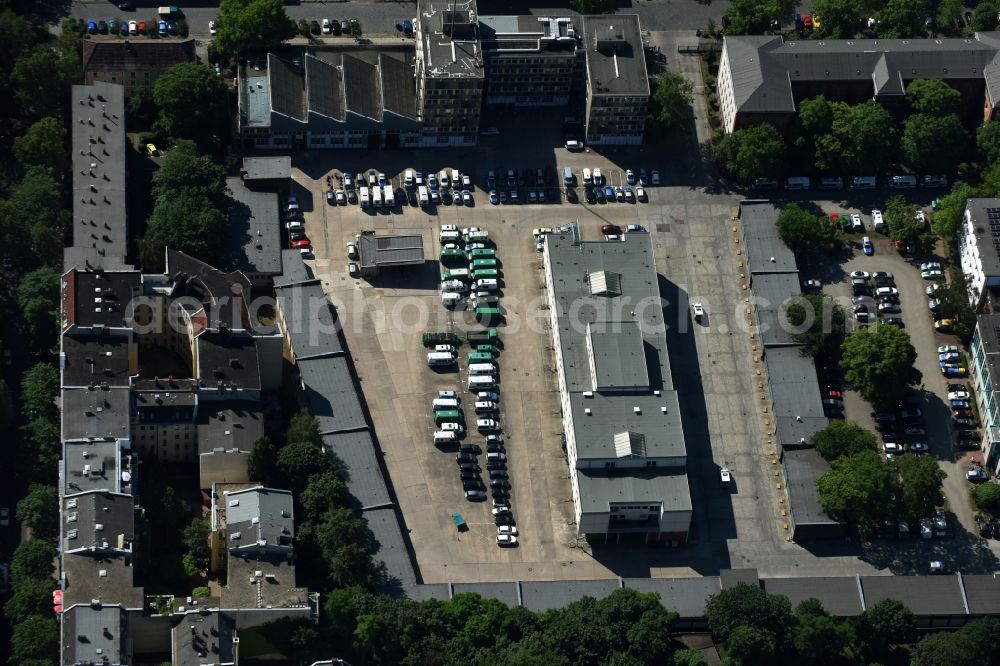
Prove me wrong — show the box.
[782,448,838,528]
[764,346,827,447]
[171,610,235,666]
[359,234,425,269]
[763,576,864,616]
[961,574,1000,614]
[62,386,131,442]
[298,356,368,434]
[222,555,309,609]
[196,331,262,391]
[587,322,650,390]
[520,579,622,612]
[71,82,127,265]
[322,431,391,509]
[63,269,141,329]
[451,581,520,606]
[623,577,720,618]
[274,251,316,288]
[741,201,797,275]
[965,199,1000,280]
[860,575,968,616]
[63,491,134,555]
[61,604,127,666]
[225,487,294,551]
[577,469,692,513]
[276,282,345,361]
[61,329,134,388]
[222,177,282,276]
[197,402,264,454]
[61,552,143,608]
[479,15,581,54]
[364,506,418,594]
[418,0,485,79]
[242,156,291,182]
[569,391,685,461]
[63,438,128,496]
[753,273,804,347]
[583,15,648,96]
[240,66,272,127]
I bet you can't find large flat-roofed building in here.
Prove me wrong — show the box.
[958,198,1000,309]
[221,177,283,286]
[415,0,484,146]
[479,15,583,107]
[717,34,1000,133]
[83,39,196,96]
[542,232,691,542]
[582,15,649,146]
[358,233,425,276]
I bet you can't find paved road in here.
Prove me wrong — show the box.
[65,0,731,35]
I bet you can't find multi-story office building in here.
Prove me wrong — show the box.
[969,314,1000,473]
[959,198,1000,309]
[582,16,649,145]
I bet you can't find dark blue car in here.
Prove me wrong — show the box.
[603,185,614,200]
[87,20,97,34]
[403,19,413,36]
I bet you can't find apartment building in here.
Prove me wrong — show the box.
[959,198,1000,309]
[969,314,1000,474]
[581,16,649,146]
[82,39,196,97]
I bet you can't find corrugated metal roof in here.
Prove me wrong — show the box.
[380,53,418,120]
[359,234,425,268]
[364,506,418,594]
[343,53,382,121]
[752,273,804,347]
[268,53,307,122]
[275,282,345,360]
[306,54,344,121]
[961,573,1000,613]
[740,202,797,275]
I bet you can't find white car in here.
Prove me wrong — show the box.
[440,422,464,432]
[651,170,660,185]
[938,345,959,354]
[497,534,518,546]
[883,442,904,454]
[348,263,359,277]
[532,227,553,237]
[692,302,704,321]
[438,390,458,399]
[720,468,732,485]
[461,226,480,235]
[128,20,138,34]
[440,280,469,293]
[636,186,647,202]
[462,190,472,205]
[345,243,359,259]
[440,224,458,233]
[322,18,332,34]
[948,390,970,400]
[492,505,511,515]
[849,270,870,280]
[497,525,518,536]
[593,168,603,185]
[462,174,472,189]
[209,19,217,35]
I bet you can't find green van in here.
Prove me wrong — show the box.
[472,268,499,279]
[434,410,463,425]
[468,248,496,260]
[475,306,503,323]
[476,344,498,355]
[440,248,466,265]
[471,258,497,270]
[467,352,494,363]
[442,268,471,282]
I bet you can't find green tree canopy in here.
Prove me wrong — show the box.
[816,450,896,523]
[0,378,12,433]
[936,0,964,33]
[906,79,962,117]
[839,324,921,407]
[215,0,297,56]
[140,192,227,271]
[300,469,350,522]
[977,121,1000,164]
[875,0,927,37]
[811,421,877,461]
[153,63,229,149]
[286,410,323,446]
[4,576,54,619]
[151,140,226,203]
[10,614,59,664]
[12,44,81,121]
[902,113,969,174]
[715,124,786,184]
[833,101,897,174]
[20,362,59,418]
[16,484,59,541]
[969,0,1000,32]
[884,195,929,251]
[911,617,1000,666]
[13,117,68,176]
[312,507,373,587]
[723,0,799,35]
[647,72,693,136]
[723,625,778,665]
[973,482,1000,514]
[671,650,709,666]
[248,436,279,485]
[791,599,853,666]
[855,598,916,663]
[811,0,866,38]
[10,539,56,585]
[0,10,34,90]
[8,167,70,269]
[277,440,329,490]
[17,266,60,311]
[785,293,846,360]
[182,516,211,560]
[896,455,946,521]
[704,583,793,643]
[932,182,978,239]
[776,203,839,255]
[22,296,60,355]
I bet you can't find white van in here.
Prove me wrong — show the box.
[440,230,461,243]
[372,186,384,207]
[441,292,462,306]
[468,375,496,390]
[872,209,885,232]
[434,344,456,353]
[475,401,498,413]
[583,168,593,185]
[418,185,429,207]
[468,363,496,375]
[359,186,371,207]
[434,431,458,444]
[432,398,460,410]
[427,351,456,366]
[477,418,500,431]
[889,175,917,189]
[465,230,489,242]
[383,185,395,207]
[474,278,498,291]
[451,169,461,187]
[850,176,877,189]
[563,166,574,186]
[404,169,415,188]
[785,176,811,190]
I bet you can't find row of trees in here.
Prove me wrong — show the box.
[5,539,59,665]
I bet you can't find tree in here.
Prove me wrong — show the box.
[214,0,297,56]
[811,421,877,461]
[153,63,228,149]
[13,117,68,176]
[4,576,54,619]
[9,167,70,269]
[932,182,978,238]
[0,10,34,92]
[151,140,226,203]
[248,436,279,485]
[16,484,59,541]
[12,44,81,121]
[776,203,839,255]
[839,324,921,407]
[911,618,1000,666]
[10,614,58,664]
[192,586,211,598]
[140,192,228,271]
[723,625,778,665]
[723,0,798,35]
[715,124,787,184]
[875,0,927,38]
[181,553,200,577]
[569,0,618,13]
[300,469,350,521]
[906,79,961,117]
[896,455,946,521]
[785,293,846,360]
[854,598,915,663]
[0,378,12,433]
[312,507,373,587]
[936,0,964,34]
[977,122,1000,164]
[22,297,60,355]
[902,113,969,174]
[792,599,853,666]
[969,0,1000,32]
[286,410,322,447]
[277,440,329,490]
[928,279,977,343]
[17,266,60,311]
[972,482,1000,514]
[816,450,897,523]
[833,101,897,174]
[671,651,709,666]
[182,516,211,560]
[811,0,866,39]
[884,195,928,253]
[704,583,793,643]
[10,540,56,585]
[647,72,693,136]
[20,362,58,418]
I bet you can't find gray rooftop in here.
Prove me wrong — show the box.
[298,356,369,434]
[569,391,685,461]
[71,82,128,265]
[221,555,309,609]
[576,469,692,513]
[343,53,382,121]
[752,273,804,347]
[63,491,134,555]
[520,579,622,612]
[763,576,864,616]
[242,156,291,183]
[62,386,131,442]
[763,346,827,447]
[583,15,648,96]
[451,582,520,607]
[274,250,316,288]
[62,438,129,496]
[740,201,798,275]
[134,379,198,423]
[63,269,141,329]
[268,53,307,122]
[479,15,581,54]
[860,575,968,615]
[197,402,264,455]
[222,177,282,277]
[63,247,133,272]
[275,282,345,360]
[61,552,143,608]
[418,0,485,79]
[623,577,721,618]
[61,329,134,388]
[322,431,391,509]
[960,574,1000,614]
[359,234,425,269]
[586,322,650,391]
[240,66,272,128]
[723,34,1000,115]
[306,54,345,120]
[225,487,294,552]
[782,448,838,528]
[364,506,418,594]
[380,53,419,119]
[964,198,1000,280]
[165,250,253,331]
[171,610,235,666]
[61,604,128,666]
[196,331,262,391]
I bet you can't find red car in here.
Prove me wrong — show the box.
[803,14,813,30]
[824,389,843,399]
[291,238,311,249]
[137,20,145,32]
